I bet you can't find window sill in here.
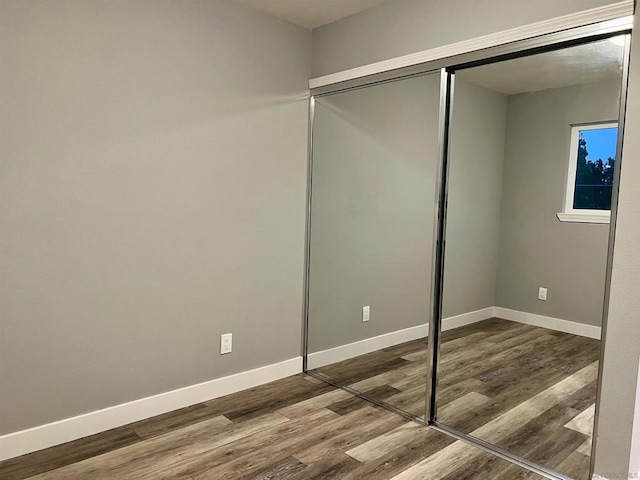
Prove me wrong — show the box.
[556,212,610,224]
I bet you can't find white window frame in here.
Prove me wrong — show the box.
[557,122,617,224]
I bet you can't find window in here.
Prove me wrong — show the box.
[557,122,618,224]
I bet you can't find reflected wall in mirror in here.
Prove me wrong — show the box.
[306,72,441,419]
[435,36,626,480]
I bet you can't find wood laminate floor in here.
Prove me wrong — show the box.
[312,318,600,480]
[1,374,547,480]
[1,318,597,480]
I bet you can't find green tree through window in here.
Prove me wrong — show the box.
[573,127,617,210]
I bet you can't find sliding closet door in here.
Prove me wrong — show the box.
[306,72,442,420]
[434,36,627,478]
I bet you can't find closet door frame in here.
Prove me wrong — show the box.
[303,16,633,480]
[425,30,633,480]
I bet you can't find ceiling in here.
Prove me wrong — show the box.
[458,38,625,96]
[231,0,390,29]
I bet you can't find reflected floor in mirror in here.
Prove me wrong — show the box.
[311,338,429,418]
[311,317,598,480]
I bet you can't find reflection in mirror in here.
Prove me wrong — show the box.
[306,72,441,419]
[435,36,625,479]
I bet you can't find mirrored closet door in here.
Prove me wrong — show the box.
[432,35,628,480]
[304,23,630,480]
[305,71,442,420]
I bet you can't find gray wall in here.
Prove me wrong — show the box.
[308,77,507,352]
[3,0,639,471]
[308,74,440,353]
[443,79,508,317]
[311,0,623,77]
[0,0,310,434]
[593,30,640,477]
[495,80,620,327]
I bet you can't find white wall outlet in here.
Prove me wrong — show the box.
[220,333,232,354]
[362,306,370,322]
[538,287,548,301]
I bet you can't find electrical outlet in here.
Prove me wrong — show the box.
[538,287,548,301]
[220,333,232,354]
[362,306,370,322]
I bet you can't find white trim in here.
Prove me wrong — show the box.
[592,474,640,480]
[0,357,302,462]
[309,1,634,89]
[307,307,494,369]
[0,305,603,461]
[442,307,497,331]
[629,356,640,478]
[556,212,611,224]
[307,306,601,370]
[307,323,428,370]
[562,122,618,220]
[494,307,601,339]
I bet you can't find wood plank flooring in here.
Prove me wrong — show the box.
[0,318,597,479]
[0,374,546,480]
[311,318,600,480]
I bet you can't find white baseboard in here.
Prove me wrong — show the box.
[307,306,600,370]
[629,356,640,478]
[494,307,601,340]
[307,323,428,370]
[307,307,494,369]
[0,306,600,462]
[442,307,495,332]
[0,357,302,462]
[593,472,640,479]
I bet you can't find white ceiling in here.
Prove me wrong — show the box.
[231,0,390,29]
[458,38,625,96]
